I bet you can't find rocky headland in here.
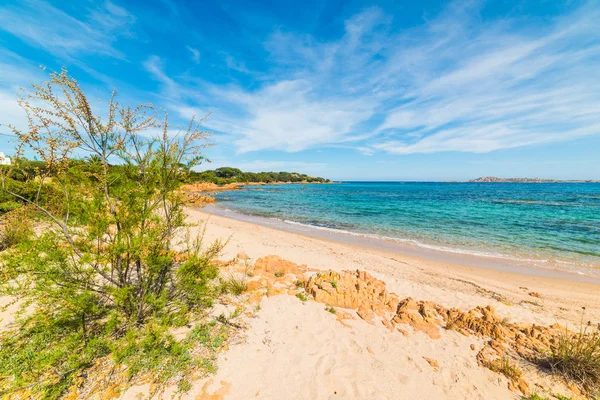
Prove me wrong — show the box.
[469,176,600,183]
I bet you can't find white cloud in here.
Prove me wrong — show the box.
[142,3,600,155]
[143,56,178,94]
[0,0,135,59]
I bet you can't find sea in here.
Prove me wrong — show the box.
[209,182,600,280]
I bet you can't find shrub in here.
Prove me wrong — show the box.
[0,208,32,250]
[0,68,223,397]
[0,200,21,214]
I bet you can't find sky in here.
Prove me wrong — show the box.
[0,0,599,181]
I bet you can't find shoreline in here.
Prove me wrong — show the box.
[188,206,600,325]
[203,203,600,284]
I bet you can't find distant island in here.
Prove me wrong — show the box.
[469,176,600,183]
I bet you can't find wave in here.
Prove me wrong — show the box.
[277,219,600,277]
[491,199,598,207]
[208,204,600,278]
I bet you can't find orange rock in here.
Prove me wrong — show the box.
[254,255,306,276]
[391,297,443,339]
[397,328,409,336]
[423,357,440,372]
[305,269,399,321]
[516,378,529,395]
[357,305,375,324]
[382,319,394,331]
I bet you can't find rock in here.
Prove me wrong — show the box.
[391,297,443,339]
[305,270,399,321]
[245,277,269,292]
[335,310,354,328]
[528,291,541,298]
[476,344,501,366]
[237,252,250,261]
[382,319,394,331]
[397,328,409,336]
[516,378,529,395]
[423,357,440,372]
[470,344,476,351]
[254,255,306,276]
[357,305,375,324]
[180,191,216,206]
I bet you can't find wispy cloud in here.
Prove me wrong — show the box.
[144,2,600,155]
[0,49,47,135]
[186,46,201,63]
[0,0,135,59]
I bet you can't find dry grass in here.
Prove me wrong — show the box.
[220,274,247,295]
[540,321,600,395]
[487,357,522,380]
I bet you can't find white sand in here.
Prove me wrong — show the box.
[120,207,600,399]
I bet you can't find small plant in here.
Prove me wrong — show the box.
[523,394,547,400]
[554,394,573,400]
[540,321,600,394]
[295,280,305,288]
[296,292,308,302]
[325,305,336,314]
[330,281,337,289]
[274,271,284,278]
[230,307,242,319]
[487,357,522,380]
[244,261,254,277]
[220,274,247,295]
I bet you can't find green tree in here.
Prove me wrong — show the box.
[214,167,242,179]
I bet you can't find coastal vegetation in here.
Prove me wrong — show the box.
[188,167,330,185]
[540,322,600,395]
[0,69,237,398]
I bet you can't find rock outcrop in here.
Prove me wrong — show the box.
[304,270,399,324]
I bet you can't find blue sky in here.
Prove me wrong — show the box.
[0,0,599,181]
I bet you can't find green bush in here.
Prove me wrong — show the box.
[0,208,32,250]
[0,200,22,214]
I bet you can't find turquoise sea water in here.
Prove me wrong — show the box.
[213,182,600,276]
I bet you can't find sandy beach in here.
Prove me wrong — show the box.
[119,207,600,399]
[188,207,600,324]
